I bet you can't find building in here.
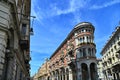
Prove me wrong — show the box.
[0,0,31,80]
[101,26,120,80]
[34,22,98,80]
[38,59,50,80]
[97,58,104,80]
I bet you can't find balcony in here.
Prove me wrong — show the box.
[108,56,111,61]
[77,42,96,47]
[26,64,30,69]
[115,53,119,58]
[116,47,120,53]
[19,40,29,50]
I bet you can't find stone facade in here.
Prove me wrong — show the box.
[34,22,98,80]
[101,26,120,80]
[97,58,104,80]
[0,0,31,80]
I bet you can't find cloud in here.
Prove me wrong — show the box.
[31,0,44,24]
[31,0,89,21]
[50,0,88,16]
[90,0,120,9]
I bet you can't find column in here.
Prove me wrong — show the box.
[69,68,73,80]
[77,63,81,80]
[86,48,88,57]
[76,49,80,58]
[81,49,83,57]
[85,36,87,43]
[93,48,96,57]
[0,31,7,80]
[6,57,15,80]
[95,64,98,80]
[88,65,91,80]
[65,69,67,80]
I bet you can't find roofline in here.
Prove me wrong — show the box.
[50,27,75,59]
[50,22,94,59]
[100,26,120,55]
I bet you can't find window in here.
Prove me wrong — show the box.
[114,45,117,50]
[88,48,91,56]
[21,24,27,36]
[80,38,82,43]
[83,48,86,57]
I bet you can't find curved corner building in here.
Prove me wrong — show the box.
[74,22,97,80]
[36,22,98,80]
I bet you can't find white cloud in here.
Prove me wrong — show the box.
[31,0,90,23]
[90,0,120,9]
[51,0,88,16]
[31,0,44,24]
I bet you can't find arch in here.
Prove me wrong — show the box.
[52,71,55,80]
[90,63,97,80]
[81,63,88,80]
[60,68,65,80]
[66,68,69,80]
[56,69,59,80]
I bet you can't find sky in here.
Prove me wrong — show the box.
[30,0,120,76]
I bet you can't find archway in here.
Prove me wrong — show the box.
[61,68,65,80]
[90,63,96,80]
[81,63,88,80]
[56,70,59,80]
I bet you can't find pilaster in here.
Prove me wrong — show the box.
[0,30,7,79]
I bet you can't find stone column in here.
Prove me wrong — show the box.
[85,36,87,43]
[88,65,91,80]
[69,68,73,80]
[95,64,98,80]
[77,63,81,80]
[86,48,88,57]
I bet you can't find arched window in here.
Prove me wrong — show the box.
[88,48,91,56]
[83,37,85,43]
[83,48,86,57]
[81,63,88,80]
[79,49,82,57]
[80,37,82,43]
[87,36,89,43]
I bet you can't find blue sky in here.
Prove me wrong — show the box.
[30,0,120,76]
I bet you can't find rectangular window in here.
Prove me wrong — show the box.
[21,24,27,36]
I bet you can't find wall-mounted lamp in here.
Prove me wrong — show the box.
[30,27,34,35]
[30,16,36,36]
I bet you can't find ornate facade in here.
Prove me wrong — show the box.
[97,58,104,80]
[35,22,98,80]
[101,26,120,80]
[0,0,31,80]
